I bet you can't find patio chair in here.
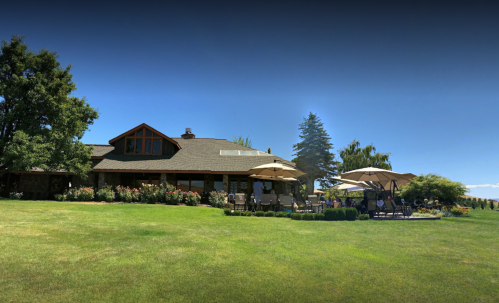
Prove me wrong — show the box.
[390,200,404,218]
[227,195,235,210]
[368,200,379,217]
[280,195,293,212]
[308,195,322,213]
[260,194,272,211]
[333,202,341,209]
[234,193,246,211]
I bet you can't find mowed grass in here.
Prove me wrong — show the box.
[0,200,498,303]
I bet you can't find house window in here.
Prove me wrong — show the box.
[124,127,162,155]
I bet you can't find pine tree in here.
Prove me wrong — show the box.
[292,112,337,196]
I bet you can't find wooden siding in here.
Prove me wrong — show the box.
[163,139,177,155]
[113,137,125,155]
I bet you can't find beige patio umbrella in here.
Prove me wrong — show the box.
[247,162,306,178]
[333,183,366,192]
[340,167,402,182]
[330,176,372,188]
[249,174,297,182]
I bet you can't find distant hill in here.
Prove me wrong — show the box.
[463,195,497,201]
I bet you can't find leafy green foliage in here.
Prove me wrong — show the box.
[276,211,288,217]
[490,200,495,210]
[399,174,468,205]
[337,208,346,221]
[302,213,315,220]
[293,113,337,194]
[185,192,201,206]
[54,194,66,201]
[232,135,252,148]
[209,190,228,208]
[264,211,275,217]
[291,213,302,220]
[0,36,99,177]
[255,211,265,217]
[315,213,325,221]
[243,211,252,216]
[233,210,241,216]
[139,184,159,204]
[223,208,231,216]
[338,139,392,173]
[359,214,369,220]
[96,186,115,202]
[345,208,358,221]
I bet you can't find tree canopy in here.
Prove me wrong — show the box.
[292,112,337,196]
[0,36,98,177]
[232,135,252,148]
[338,139,391,173]
[399,174,468,204]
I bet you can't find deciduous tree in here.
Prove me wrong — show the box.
[0,36,98,177]
[400,174,468,205]
[338,139,391,173]
[232,135,252,148]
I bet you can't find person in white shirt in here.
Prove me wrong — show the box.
[253,180,264,210]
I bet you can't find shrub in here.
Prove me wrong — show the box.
[163,189,183,205]
[185,191,201,206]
[233,210,241,216]
[55,194,66,201]
[359,214,369,220]
[337,208,346,221]
[66,188,78,201]
[315,213,325,221]
[255,211,265,217]
[287,212,292,218]
[9,192,23,200]
[291,213,302,220]
[450,206,469,217]
[276,211,288,218]
[130,188,140,202]
[76,187,94,201]
[302,213,315,220]
[324,209,336,221]
[116,185,133,202]
[265,211,275,217]
[139,184,159,204]
[223,208,231,216]
[209,190,228,208]
[243,211,252,216]
[345,208,358,221]
[490,200,495,210]
[96,185,115,202]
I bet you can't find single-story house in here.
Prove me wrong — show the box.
[1,123,294,200]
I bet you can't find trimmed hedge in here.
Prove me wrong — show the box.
[233,210,241,216]
[324,208,347,221]
[315,213,325,221]
[359,214,369,220]
[345,208,358,221]
[255,211,265,217]
[243,211,252,216]
[291,213,302,220]
[265,211,275,217]
[303,213,315,220]
[337,208,346,221]
[276,211,288,217]
[223,208,231,216]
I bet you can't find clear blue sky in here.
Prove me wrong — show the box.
[2,1,498,198]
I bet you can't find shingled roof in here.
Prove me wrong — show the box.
[92,138,293,173]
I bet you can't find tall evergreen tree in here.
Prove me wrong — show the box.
[292,112,337,196]
[338,139,392,173]
[0,36,98,177]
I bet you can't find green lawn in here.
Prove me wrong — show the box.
[1,200,498,302]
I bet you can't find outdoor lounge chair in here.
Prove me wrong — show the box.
[280,195,294,212]
[368,200,378,217]
[390,200,404,218]
[308,195,322,213]
[333,202,341,208]
[269,194,278,211]
[260,194,273,211]
[234,193,246,211]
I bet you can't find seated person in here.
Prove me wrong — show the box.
[376,197,385,209]
[326,197,333,208]
[320,193,326,202]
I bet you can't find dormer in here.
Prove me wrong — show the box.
[108,123,180,155]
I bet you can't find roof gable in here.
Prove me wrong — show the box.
[108,123,181,149]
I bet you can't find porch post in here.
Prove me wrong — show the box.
[223,174,228,192]
[98,172,106,189]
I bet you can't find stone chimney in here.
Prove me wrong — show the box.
[181,127,195,139]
